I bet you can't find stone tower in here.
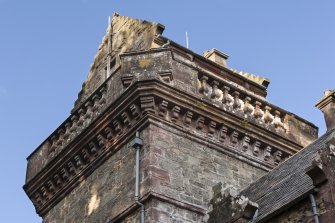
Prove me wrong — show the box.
[24,14,318,222]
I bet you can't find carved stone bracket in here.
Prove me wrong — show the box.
[140,95,291,167]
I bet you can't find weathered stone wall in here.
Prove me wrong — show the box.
[265,181,334,223]
[266,197,313,223]
[146,123,267,217]
[41,120,267,222]
[42,129,148,223]
[146,198,204,223]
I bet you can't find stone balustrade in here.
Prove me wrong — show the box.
[29,101,142,215]
[197,73,286,134]
[47,86,107,159]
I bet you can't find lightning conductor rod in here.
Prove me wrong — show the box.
[186,31,189,49]
[106,16,112,79]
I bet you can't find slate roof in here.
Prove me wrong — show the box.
[242,128,335,222]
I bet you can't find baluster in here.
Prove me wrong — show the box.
[92,94,100,115]
[243,97,253,115]
[253,101,263,119]
[264,106,274,124]
[99,87,107,108]
[232,91,241,109]
[273,110,284,129]
[69,115,78,134]
[56,129,64,147]
[49,135,57,154]
[83,101,93,126]
[199,76,209,94]
[222,86,233,105]
[63,122,71,141]
[77,109,85,130]
[210,80,220,99]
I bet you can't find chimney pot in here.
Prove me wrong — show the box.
[316,89,335,132]
[204,48,229,67]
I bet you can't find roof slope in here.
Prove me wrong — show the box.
[242,128,335,222]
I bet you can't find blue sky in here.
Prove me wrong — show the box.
[0,1,334,222]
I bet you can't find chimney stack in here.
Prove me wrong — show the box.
[204,48,229,67]
[316,90,335,132]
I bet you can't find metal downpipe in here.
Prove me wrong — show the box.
[309,193,319,223]
[133,131,145,223]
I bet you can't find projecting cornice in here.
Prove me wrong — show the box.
[24,79,310,216]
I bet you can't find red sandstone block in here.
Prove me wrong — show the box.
[149,166,170,182]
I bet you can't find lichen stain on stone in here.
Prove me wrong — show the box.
[87,184,100,216]
[240,119,249,128]
[196,101,207,109]
[139,58,152,68]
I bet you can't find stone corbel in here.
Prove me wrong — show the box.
[196,116,205,130]
[208,121,217,137]
[219,125,228,142]
[241,136,250,152]
[171,106,181,123]
[158,100,169,117]
[253,141,261,157]
[158,71,173,83]
[184,111,193,127]
[140,96,156,114]
[121,74,134,87]
[305,155,327,186]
